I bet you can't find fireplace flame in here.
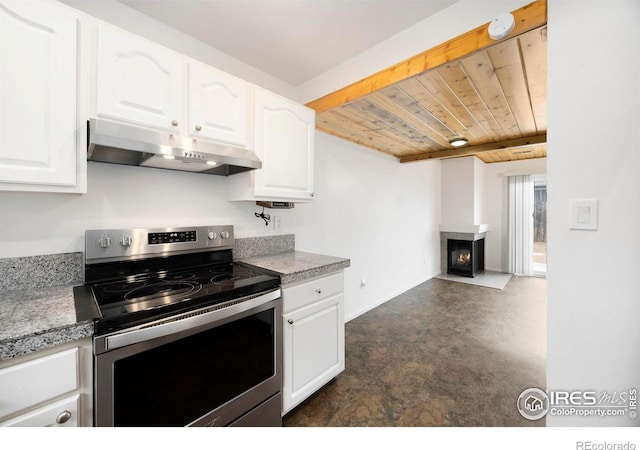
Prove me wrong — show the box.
[457,252,471,265]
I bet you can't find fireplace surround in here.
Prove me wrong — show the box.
[447,238,485,277]
[439,229,487,278]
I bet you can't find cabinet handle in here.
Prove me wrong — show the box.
[287,319,294,325]
[310,192,315,197]
[56,410,72,424]
[195,124,202,131]
[171,119,179,127]
[316,288,322,294]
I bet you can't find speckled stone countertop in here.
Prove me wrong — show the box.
[234,234,295,260]
[0,252,82,292]
[0,253,92,361]
[0,284,93,360]
[239,251,350,286]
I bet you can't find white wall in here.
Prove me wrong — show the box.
[0,163,279,257]
[547,0,640,426]
[441,157,477,226]
[473,157,485,225]
[482,158,546,272]
[295,132,441,321]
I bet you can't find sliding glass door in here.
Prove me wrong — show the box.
[507,175,534,276]
[507,173,547,277]
[533,175,547,277]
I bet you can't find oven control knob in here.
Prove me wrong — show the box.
[120,235,133,247]
[208,231,217,240]
[97,237,111,249]
[220,231,230,239]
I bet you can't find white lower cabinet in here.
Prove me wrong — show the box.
[0,339,93,427]
[0,395,80,427]
[282,271,345,415]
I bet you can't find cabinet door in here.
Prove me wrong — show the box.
[0,0,77,187]
[0,347,78,420]
[188,62,249,146]
[282,293,344,414]
[96,24,183,132]
[0,395,79,427]
[253,89,315,200]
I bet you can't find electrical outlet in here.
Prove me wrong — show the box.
[274,216,282,231]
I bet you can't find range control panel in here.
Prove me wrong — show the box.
[85,225,234,264]
[148,230,197,245]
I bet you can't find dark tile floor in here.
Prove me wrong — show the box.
[283,275,546,427]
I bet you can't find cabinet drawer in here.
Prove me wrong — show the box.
[0,395,79,427]
[0,348,78,419]
[283,271,344,313]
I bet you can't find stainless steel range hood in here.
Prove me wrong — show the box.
[87,118,261,175]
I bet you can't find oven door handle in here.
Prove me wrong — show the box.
[97,288,281,353]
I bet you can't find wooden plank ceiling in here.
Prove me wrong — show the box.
[306,1,547,164]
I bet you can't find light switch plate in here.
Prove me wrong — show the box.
[570,199,598,230]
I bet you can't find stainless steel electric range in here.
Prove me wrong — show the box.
[73,225,282,427]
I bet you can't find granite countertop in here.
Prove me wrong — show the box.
[0,284,93,361]
[239,250,350,286]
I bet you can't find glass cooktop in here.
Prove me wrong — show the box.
[91,263,279,320]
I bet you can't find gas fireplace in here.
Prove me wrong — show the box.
[447,238,485,278]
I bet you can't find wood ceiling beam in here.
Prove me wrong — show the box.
[399,133,547,163]
[305,0,547,115]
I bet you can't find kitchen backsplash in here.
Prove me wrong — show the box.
[0,253,83,292]
[233,234,294,260]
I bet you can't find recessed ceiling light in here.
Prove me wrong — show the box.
[449,137,469,147]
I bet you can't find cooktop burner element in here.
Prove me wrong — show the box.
[123,281,200,302]
[102,281,146,293]
[75,225,280,334]
[161,272,196,281]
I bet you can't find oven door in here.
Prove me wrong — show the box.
[94,289,282,427]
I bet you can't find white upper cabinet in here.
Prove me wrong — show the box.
[0,0,84,192]
[229,88,315,202]
[96,24,183,132]
[94,23,314,201]
[188,62,250,146]
[95,25,251,148]
[254,89,315,200]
